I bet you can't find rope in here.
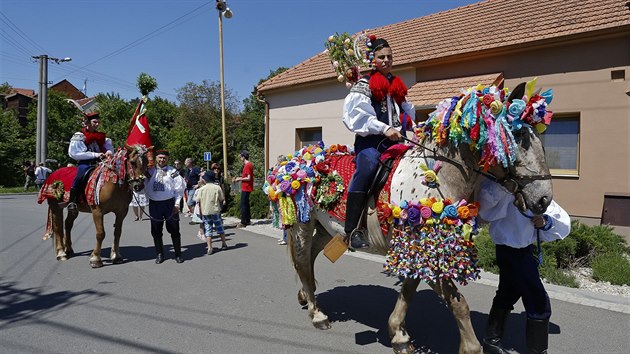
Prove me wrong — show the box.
[132,192,180,222]
[519,211,544,266]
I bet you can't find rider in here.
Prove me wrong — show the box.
[67,112,113,211]
[342,37,415,248]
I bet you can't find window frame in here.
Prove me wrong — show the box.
[295,127,323,150]
[539,113,580,177]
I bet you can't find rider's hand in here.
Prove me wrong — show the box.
[99,153,106,160]
[384,127,403,141]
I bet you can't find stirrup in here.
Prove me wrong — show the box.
[67,202,78,211]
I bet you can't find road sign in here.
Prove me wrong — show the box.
[204,151,212,162]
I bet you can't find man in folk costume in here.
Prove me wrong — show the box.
[67,112,113,211]
[342,37,415,249]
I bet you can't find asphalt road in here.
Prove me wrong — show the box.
[1,194,629,353]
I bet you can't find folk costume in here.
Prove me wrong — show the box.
[342,39,415,248]
[144,150,186,264]
[67,112,114,210]
[477,178,571,354]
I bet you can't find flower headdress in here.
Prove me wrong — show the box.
[324,31,376,87]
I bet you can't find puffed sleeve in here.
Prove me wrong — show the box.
[539,201,571,242]
[104,138,114,153]
[477,178,510,222]
[343,80,389,136]
[68,132,100,160]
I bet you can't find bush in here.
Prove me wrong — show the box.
[591,253,630,286]
[225,188,270,220]
[474,229,499,274]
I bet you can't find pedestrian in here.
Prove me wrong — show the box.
[174,159,185,211]
[477,178,571,354]
[144,150,186,264]
[34,162,52,191]
[130,189,149,221]
[23,161,35,191]
[342,36,415,248]
[183,157,201,216]
[194,171,228,254]
[67,112,114,211]
[232,150,254,228]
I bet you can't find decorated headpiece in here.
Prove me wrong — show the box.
[325,31,381,87]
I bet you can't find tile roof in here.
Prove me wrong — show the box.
[9,88,36,97]
[258,0,630,93]
[408,73,502,107]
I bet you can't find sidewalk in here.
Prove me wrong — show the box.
[225,217,630,315]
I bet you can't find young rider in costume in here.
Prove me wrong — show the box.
[342,37,415,248]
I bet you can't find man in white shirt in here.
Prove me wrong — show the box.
[144,150,186,264]
[477,178,571,354]
[34,162,52,190]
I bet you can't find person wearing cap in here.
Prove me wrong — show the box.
[342,37,415,249]
[67,112,114,211]
[144,149,186,264]
[194,170,228,254]
[232,150,254,228]
[183,157,201,216]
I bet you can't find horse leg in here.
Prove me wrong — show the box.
[388,277,420,354]
[49,203,67,261]
[64,208,78,257]
[89,209,106,268]
[289,221,330,330]
[110,209,128,264]
[429,279,482,354]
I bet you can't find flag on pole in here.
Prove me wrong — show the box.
[126,96,154,164]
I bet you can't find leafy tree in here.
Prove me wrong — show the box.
[0,109,30,186]
[44,91,85,166]
[94,93,135,148]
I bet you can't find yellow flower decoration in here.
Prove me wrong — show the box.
[424,170,438,183]
[291,180,301,189]
[392,206,401,218]
[490,100,503,115]
[303,152,312,161]
[282,175,291,181]
[432,201,444,214]
[420,198,432,207]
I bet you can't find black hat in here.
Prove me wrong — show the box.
[155,149,169,157]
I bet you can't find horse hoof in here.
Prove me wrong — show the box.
[392,342,414,354]
[313,319,331,330]
[111,257,124,265]
[90,260,104,268]
[297,290,307,306]
[57,256,68,261]
[66,250,75,257]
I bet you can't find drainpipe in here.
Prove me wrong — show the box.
[256,93,270,172]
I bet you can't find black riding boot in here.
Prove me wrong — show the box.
[483,306,510,354]
[526,318,549,354]
[153,237,164,264]
[172,236,183,263]
[67,187,78,211]
[344,191,369,249]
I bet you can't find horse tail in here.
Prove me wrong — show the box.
[43,206,53,240]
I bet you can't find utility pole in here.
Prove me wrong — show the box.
[32,55,71,165]
[215,0,233,178]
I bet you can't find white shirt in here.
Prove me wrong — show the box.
[342,78,415,136]
[477,178,571,248]
[34,166,52,180]
[68,132,114,161]
[144,165,186,205]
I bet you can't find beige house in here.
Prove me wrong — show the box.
[257,0,630,230]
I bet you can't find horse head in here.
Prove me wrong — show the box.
[125,143,152,192]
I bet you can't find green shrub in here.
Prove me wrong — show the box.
[474,229,499,274]
[567,221,630,265]
[225,188,270,220]
[540,267,579,288]
[591,253,630,286]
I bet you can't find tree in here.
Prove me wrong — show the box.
[0,109,31,186]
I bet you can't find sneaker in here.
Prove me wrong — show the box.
[278,240,287,245]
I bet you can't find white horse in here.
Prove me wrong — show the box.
[284,82,554,353]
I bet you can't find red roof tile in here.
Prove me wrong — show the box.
[258,0,630,93]
[408,73,502,107]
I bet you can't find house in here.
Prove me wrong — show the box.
[257,0,630,231]
[1,80,89,125]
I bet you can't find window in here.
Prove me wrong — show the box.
[539,114,580,175]
[296,127,322,149]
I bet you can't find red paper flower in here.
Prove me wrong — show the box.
[482,94,494,108]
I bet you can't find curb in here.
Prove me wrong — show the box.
[229,217,630,315]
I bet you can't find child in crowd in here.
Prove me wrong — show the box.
[194,171,227,254]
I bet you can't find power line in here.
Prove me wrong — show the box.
[0,11,47,54]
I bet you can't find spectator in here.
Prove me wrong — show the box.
[183,157,201,216]
[130,189,149,221]
[23,161,35,191]
[34,162,52,191]
[174,160,184,211]
[477,178,571,354]
[232,150,254,228]
[194,171,228,254]
[144,150,186,264]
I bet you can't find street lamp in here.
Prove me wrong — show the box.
[216,0,232,178]
[32,55,72,165]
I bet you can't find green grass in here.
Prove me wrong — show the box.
[591,253,630,286]
[0,186,38,194]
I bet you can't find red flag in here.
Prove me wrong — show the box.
[126,97,154,165]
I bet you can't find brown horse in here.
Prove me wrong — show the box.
[285,83,554,353]
[40,144,150,268]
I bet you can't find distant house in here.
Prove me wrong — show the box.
[257,0,630,228]
[1,79,90,126]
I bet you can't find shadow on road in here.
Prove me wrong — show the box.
[316,285,560,353]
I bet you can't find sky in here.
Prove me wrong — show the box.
[1,0,481,109]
